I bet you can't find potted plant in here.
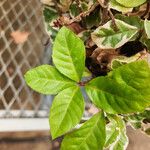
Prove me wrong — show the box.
[25,0,150,149]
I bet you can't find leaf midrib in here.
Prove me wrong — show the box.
[63,32,80,81]
[75,116,101,149]
[87,83,144,103]
[28,76,74,84]
[54,86,80,136]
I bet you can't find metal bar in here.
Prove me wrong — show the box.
[0,118,49,132]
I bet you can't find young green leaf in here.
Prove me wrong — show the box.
[86,61,150,114]
[92,19,138,49]
[116,0,146,8]
[61,112,106,150]
[144,19,150,39]
[53,26,85,82]
[50,86,84,139]
[111,60,150,100]
[24,65,75,95]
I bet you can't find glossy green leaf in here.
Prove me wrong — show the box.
[43,7,58,23]
[92,19,138,49]
[50,86,84,139]
[116,0,146,8]
[144,19,150,39]
[109,0,133,13]
[61,112,106,150]
[86,61,150,114]
[53,26,85,82]
[111,61,150,100]
[24,65,75,95]
[110,116,128,150]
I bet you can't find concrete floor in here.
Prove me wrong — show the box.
[0,127,149,150]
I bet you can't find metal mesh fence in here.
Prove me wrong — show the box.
[0,0,51,118]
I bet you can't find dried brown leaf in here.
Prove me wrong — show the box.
[11,31,30,44]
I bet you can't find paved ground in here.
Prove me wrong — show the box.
[0,127,149,150]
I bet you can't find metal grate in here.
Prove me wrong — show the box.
[0,0,50,118]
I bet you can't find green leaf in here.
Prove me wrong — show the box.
[105,118,119,148]
[110,116,128,150]
[140,35,150,51]
[116,0,146,8]
[50,86,84,139]
[111,61,150,100]
[109,0,133,13]
[70,2,80,17]
[144,19,150,39]
[83,67,92,77]
[86,61,150,114]
[43,6,59,42]
[24,65,75,95]
[61,112,106,150]
[111,54,140,69]
[115,14,143,29]
[92,19,138,49]
[43,7,58,23]
[126,110,150,129]
[53,26,86,82]
[46,25,58,42]
[84,7,101,28]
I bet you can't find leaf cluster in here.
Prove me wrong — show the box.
[25,0,150,149]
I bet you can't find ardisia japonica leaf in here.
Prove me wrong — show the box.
[53,26,85,82]
[49,86,84,139]
[86,61,150,114]
[109,0,133,13]
[43,7,58,23]
[61,112,106,150]
[116,0,146,8]
[92,19,138,49]
[126,110,150,129]
[144,19,150,39]
[42,5,59,42]
[109,116,128,150]
[24,65,75,95]
[115,15,143,29]
[105,118,119,148]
